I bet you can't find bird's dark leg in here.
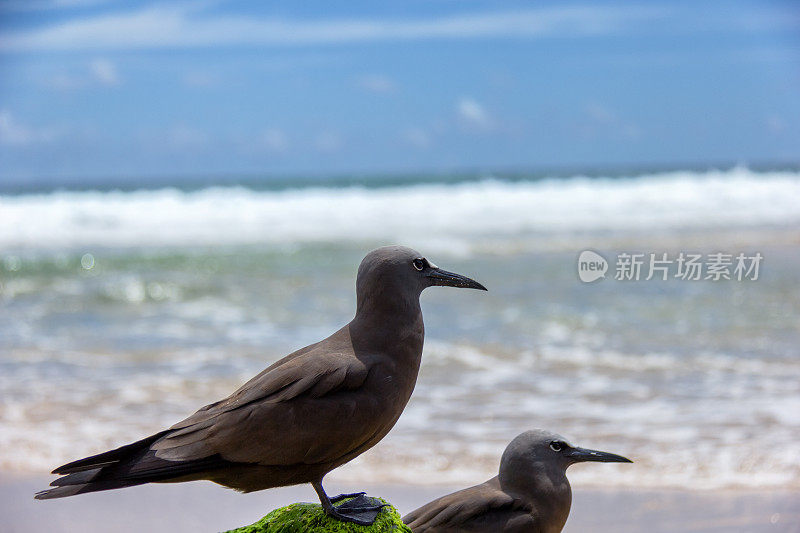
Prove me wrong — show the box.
[329,491,367,503]
[312,480,387,526]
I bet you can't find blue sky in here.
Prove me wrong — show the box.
[0,0,798,185]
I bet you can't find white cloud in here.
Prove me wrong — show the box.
[402,128,431,149]
[183,71,217,88]
[259,129,289,153]
[167,124,208,147]
[0,0,109,11]
[456,97,491,127]
[0,5,663,51]
[50,72,84,90]
[47,58,120,89]
[89,58,118,85]
[582,102,641,140]
[357,74,397,94]
[315,132,343,153]
[765,115,786,134]
[585,103,616,124]
[0,110,58,145]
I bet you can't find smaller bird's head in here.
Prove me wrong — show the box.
[500,429,632,488]
[355,246,486,313]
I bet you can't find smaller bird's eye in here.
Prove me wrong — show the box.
[549,441,563,452]
[412,258,425,271]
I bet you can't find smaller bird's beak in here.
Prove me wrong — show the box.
[565,447,632,464]
[426,268,487,291]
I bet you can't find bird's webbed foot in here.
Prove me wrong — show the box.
[329,491,366,503]
[313,480,388,526]
[327,494,388,526]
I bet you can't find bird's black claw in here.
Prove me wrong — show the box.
[326,494,388,526]
[330,491,367,503]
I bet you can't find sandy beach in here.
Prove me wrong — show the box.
[2,472,797,532]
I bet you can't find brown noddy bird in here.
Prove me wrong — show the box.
[403,429,632,532]
[35,245,486,525]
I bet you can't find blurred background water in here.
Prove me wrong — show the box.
[2,166,799,490]
[2,1,800,507]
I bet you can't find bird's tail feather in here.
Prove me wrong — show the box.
[49,468,103,486]
[35,430,228,500]
[51,431,169,474]
[35,476,151,500]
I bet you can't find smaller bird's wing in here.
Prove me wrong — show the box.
[403,479,534,532]
[150,340,377,465]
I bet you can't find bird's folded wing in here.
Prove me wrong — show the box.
[150,349,374,465]
[404,484,532,532]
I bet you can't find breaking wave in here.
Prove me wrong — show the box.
[2,167,799,252]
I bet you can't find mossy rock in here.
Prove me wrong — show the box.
[224,497,412,533]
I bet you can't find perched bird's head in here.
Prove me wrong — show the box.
[499,429,632,491]
[355,245,486,314]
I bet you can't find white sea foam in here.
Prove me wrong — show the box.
[1,169,798,490]
[1,167,799,252]
[2,338,798,489]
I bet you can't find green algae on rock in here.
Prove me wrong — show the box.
[224,497,412,533]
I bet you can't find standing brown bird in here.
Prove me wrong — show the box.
[403,430,632,532]
[35,245,486,525]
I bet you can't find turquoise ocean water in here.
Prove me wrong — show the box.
[1,166,799,489]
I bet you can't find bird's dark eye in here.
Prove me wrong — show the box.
[549,441,563,452]
[412,258,425,271]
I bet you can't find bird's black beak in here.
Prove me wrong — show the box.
[426,268,487,291]
[565,447,632,464]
